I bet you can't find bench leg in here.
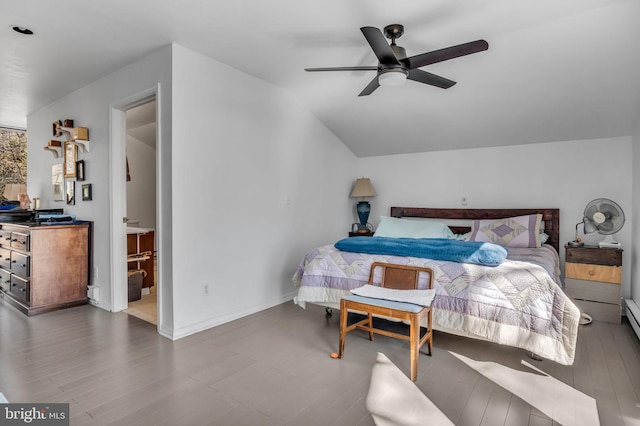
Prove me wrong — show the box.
[410,314,419,382]
[427,309,433,356]
[338,300,347,358]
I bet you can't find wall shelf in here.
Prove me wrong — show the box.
[43,140,62,158]
[55,124,91,153]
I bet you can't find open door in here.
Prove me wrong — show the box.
[123,100,157,324]
[109,86,161,331]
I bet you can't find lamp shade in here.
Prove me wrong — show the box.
[350,178,376,199]
[3,183,26,201]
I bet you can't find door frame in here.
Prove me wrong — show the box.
[109,84,161,329]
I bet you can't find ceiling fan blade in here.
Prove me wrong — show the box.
[358,76,380,96]
[361,27,400,65]
[402,40,489,70]
[408,69,456,89]
[305,66,378,72]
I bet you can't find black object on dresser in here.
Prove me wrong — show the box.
[564,244,622,324]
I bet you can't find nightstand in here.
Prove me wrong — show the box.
[564,244,622,323]
[349,230,374,237]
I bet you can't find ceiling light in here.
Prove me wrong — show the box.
[378,70,407,87]
[12,26,34,35]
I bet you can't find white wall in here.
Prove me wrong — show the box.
[355,137,633,298]
[166,45,355,337]
[126,135,156,229]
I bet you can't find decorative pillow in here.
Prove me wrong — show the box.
[468,214,543,248]
[366,352,454,426]
[373,216,454,239]
[540,232,549,244]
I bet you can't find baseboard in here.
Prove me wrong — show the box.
[625,299,640,341]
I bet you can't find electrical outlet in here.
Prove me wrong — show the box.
[461,196,468,206]
[203,283,209,296]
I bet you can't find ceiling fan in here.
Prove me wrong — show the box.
[305,24,489,96]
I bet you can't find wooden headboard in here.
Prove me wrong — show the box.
[390,207,560,252]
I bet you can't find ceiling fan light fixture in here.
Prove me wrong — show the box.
[378,70,407,87]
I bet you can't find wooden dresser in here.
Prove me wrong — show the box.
[564,244,622,323]
[0,221,91,316]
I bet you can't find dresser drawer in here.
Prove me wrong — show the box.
[10,251,30,278]
[10,275,29,304]
[0,268,10,292]
[565,262,621,284]
[0,247,10,270]
[0,229,11,247]
[565,278,621,305]
[10,232,29,251]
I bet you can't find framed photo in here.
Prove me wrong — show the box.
[52,164,64,201]
[64,141,77,178]
[81,184,92,201]
[76,160,85,181]
[66,180,75,205]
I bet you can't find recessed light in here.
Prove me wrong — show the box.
[12,26,34,35]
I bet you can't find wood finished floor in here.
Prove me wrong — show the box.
[1,300,640,425]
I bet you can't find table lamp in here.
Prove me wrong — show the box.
[350,178,376,231]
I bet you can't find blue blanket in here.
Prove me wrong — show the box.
[334,237,507,266]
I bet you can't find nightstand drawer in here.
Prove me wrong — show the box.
[571,299,621,324]
[565,262,621,284]
[565,278,621,305]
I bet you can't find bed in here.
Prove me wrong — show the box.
[293,207,580,365]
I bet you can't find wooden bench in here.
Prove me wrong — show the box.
[338,262,434,381]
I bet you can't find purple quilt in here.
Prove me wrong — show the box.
[293,244,580,365]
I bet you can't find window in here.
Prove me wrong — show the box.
[0,128,27,197]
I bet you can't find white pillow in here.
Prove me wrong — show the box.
[366,353,454,426]
[373,216,454,239]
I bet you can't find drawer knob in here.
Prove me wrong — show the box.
[588,270,595,276]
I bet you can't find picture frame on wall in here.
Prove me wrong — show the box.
[66,180,75,205]
[52,164,64,201]
[76,160,85,181]
[64,141,77,178]
[81,184,92,201]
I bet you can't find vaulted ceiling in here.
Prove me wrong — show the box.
[2,0,639,157]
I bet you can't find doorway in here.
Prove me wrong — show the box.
[123,100,157,324]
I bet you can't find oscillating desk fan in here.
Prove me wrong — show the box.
[580,198,625,248]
